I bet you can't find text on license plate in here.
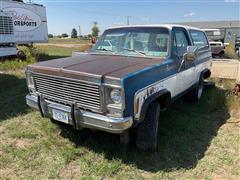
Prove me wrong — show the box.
[52,109,69,124]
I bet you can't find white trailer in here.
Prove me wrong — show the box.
[0,11,16,58]
[0,0,48,45]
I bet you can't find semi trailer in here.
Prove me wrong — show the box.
[0,11,16,58]
[0,0,48,59]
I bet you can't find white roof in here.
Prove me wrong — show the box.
[202,29,221,31]
[107,24,201,31]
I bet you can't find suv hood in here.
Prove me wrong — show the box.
[28,53,165,81]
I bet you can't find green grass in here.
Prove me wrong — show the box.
[0,42,239,179]
[0,43,90,71]
[48,38,90,44]
[0,71,239,179]
[37,45,90,61]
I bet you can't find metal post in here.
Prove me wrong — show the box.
[126,16,130,25]
[78,25,81,38]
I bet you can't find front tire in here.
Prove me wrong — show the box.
[136,101,160,151]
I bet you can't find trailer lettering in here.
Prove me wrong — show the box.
[14,20,37,27]
[3,7,42,32]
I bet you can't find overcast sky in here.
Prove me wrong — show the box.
[32,0,240,35]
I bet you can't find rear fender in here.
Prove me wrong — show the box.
[201,68,211,79]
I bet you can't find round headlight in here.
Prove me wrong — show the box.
[110,89,121,104]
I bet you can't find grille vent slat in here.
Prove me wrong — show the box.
[0,16,14,35]
[33,73,102,111]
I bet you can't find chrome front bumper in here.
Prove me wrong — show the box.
[26,94,133,133]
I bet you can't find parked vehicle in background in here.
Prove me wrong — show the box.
[203,29,223,42]
[0,11,16,59]
[1,0,48,45]
[209,41,225,57]
[25,25,212,150]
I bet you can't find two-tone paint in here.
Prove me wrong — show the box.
[25,24,212,133]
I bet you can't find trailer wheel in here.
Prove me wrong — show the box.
[17,50,26,61]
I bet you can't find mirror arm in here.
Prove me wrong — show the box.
[178,58,185,72]
[178,60,185,72]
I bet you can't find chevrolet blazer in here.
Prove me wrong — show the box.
[26,25,212,150]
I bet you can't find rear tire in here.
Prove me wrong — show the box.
[136,101,160,151]
[218,51,224,58]
[183,75,204,102]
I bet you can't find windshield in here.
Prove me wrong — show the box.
[91,27,169,58]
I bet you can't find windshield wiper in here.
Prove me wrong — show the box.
[121,48,146,57]
[95,48,115,54]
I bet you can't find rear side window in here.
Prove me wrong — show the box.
[190,30,209,49]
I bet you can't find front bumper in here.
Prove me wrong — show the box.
[26,94,133,134]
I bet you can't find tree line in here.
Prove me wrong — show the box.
[48,21,100,39]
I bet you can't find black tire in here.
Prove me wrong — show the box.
[120,130,130,145]
[17,50,26,61]
[183,75,204,102]
[136,101,160,151]
[218,51,224,58]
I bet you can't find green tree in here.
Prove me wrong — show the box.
[71,28,78,38]
[48,34,53,38]
[91,21,99,37]
[61,33,68,38]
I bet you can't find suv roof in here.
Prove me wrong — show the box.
[107,24,201,31]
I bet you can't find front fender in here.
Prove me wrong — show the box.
[134,88,170,121]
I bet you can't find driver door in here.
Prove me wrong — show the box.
[172,28,196,95]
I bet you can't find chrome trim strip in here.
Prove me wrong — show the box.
[33,72,100,85]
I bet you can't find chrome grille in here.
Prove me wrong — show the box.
[0,16,14,35]
[33,73,102,111]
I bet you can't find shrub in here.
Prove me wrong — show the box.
[48,34,54,38]
[61,33,68,38]
[0,45,40,70]
[224,43,239,59]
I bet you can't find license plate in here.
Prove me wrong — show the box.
[52,109,69,124]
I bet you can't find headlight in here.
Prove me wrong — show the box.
[110,89,121,104]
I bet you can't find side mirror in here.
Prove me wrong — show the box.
[183,46,198,61]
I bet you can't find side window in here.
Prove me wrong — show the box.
[173,30,189,57]
[190,30,209,49]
